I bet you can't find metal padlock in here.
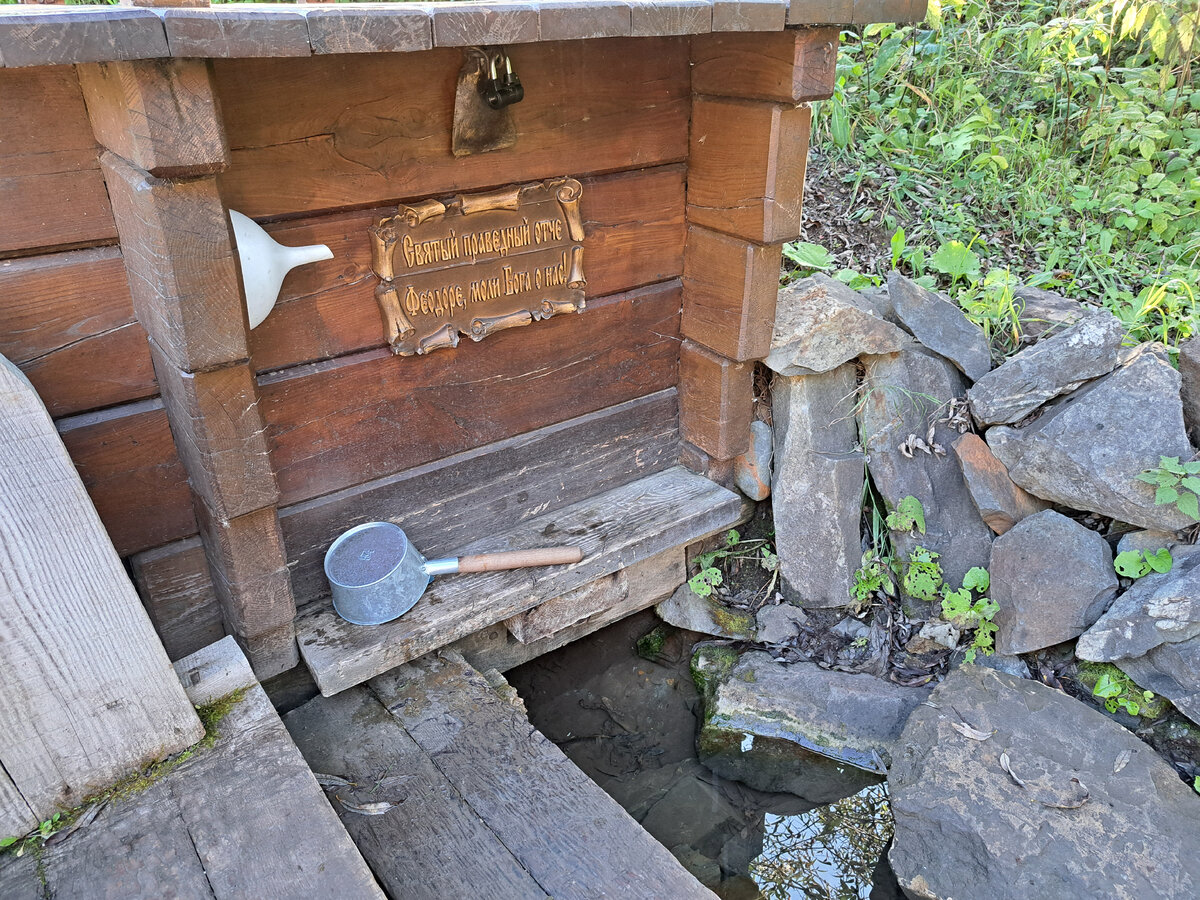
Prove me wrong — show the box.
[481,52,523,110]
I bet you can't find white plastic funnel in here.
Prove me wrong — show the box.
[229,209,334,329]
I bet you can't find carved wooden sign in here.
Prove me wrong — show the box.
[369,178,586,356]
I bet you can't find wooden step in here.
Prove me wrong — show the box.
[284,650,712,900]
[296,465,744,696]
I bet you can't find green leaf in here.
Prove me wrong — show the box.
[961,567,990,593]
[1156,485,1180,506]
[783,242,835,271]
[687,568,722,598]
[1114,550,1150,578]
[890,227,906,267]
[0,837,16,849]
[1094,672,1122,699]
[1160,456,1186,475]
[886,495,927,534]
[725,529,740,547]
[1137,472,1163,485]
[1146,548,1174,573]
[930,240,981,284]
[1178,490,1200,520]
[1183,461,1200,475]
[1180,477,1200,494]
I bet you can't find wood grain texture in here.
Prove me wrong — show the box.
[431,2,539,46]
[678,339,754,459]
[0,247,155,417]
[0,356,202,835]
[297,466,743,695]
[630,0,712,36]
[370,651,712,899]
[194,503,296,677]
[692,26,838,102]
[305,5,433,54]
[173,636,255,709]
[248,164,685,374]
[57,399,197,557]
[682,225,781,361]
[538,0,632,39]
[0,67,115,253]
[711,0,788,31]
[504,548,684,643]
[0,7,168,69]
[213,38,690,219]
[285,688,549,900]
[101,153,247,372]
[78,58,228,178]
[260,281,681,507]
[281,388,678,606]
[150,346,277,520]
[162,7,312,58]
[687,97,811,243]
[130,537,224,662]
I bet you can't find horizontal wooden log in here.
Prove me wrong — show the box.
[0,247,155,417]
[57,399,196,556]
[538,0,632,40]
[150,345,278,520]
[692,26,838,102]
[249,164,685,373]
[213,38,690,219]
[0,67,115,253]
[687,96,811,243]
[163,7,312,59]
[711,0,789,32]
[129,537,223,661]
[77,58,229,178]
[298,466,743,695]
[678,339,754,460]
[431,2,539,46]
[630,0,712,35]
[305,5,433,54]
[0,7,168,69]
[281,388,679,608]
[259,280,682,507]
[504,548,685,643]
[101,153,247,372]
[681,225,781,361]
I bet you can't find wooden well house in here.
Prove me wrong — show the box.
[0,1,919,698]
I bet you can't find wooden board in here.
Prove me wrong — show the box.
[691,26,838,102]
[0,356,202,838]
[130,537,224,661]
[678,339,754,459]
[57,399,196,557]
[285,688,548,900]
[0,67,115,254]
[281,388,679,607]
[370,651,712,899]
[681,225,781,361]
[686,97,810,243]
[249,164,686,374]
[504,548,685,643]
[213,38,690,219]
[77,58,229,178]
[0,246,155,417]
[297,466,744,696]
[259,281,681,507]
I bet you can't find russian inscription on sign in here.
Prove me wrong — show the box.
[369,178,586,356]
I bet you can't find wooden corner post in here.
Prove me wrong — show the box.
[681,27,838,468]
[79,59,297,678]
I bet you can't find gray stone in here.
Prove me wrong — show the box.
[971,651,1030,679]
[755,603,807,644]
[988,344,1196,532]
[1076,550,1200,661]
[831,617,871,642]
[700,651,930,777]
[989,510,1117,655]
[765,274,910,375]
[858,284,899,326]
[915,621,960,650]
[1012,285,1094,342]
[1178,337,1200,447]
[887,273,992,382]
[1118,640,1200,725]
[860,350,994,595]
[967,310,1126,425]
[1117,528,1184,556]
[889,665,1200,900]
[952,432,1050,534]
[772,364,863,609]
[655,584,756,640]
[733,420,773,501]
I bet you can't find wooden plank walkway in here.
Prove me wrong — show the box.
[297,465,744,695]
[0,638,382,900]
[286,650,713,900]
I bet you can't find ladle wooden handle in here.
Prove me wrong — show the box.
[457,547,583,573]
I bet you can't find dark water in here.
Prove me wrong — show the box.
[507,610,901,899]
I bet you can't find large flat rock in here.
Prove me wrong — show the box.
[887,273,991,382]
[889,665,1200,900]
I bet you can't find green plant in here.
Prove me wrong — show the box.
[1093,669,1157,716]
[1138,456,1200,519]
[940,566,999,662]
[687,528,779,600]
[1113,546,1173,577]
[885,495,927,534]
[903,546,944,603]
[852,551,895,604]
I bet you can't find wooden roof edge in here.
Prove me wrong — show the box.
[0,0,926,69]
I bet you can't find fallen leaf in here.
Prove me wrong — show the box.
[1037,778,1089,810]
[338,798,397,816]
[314,773,356,788]
[1114,750,1131,774]
[950,721,995,741]
[999,751,1026,787]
